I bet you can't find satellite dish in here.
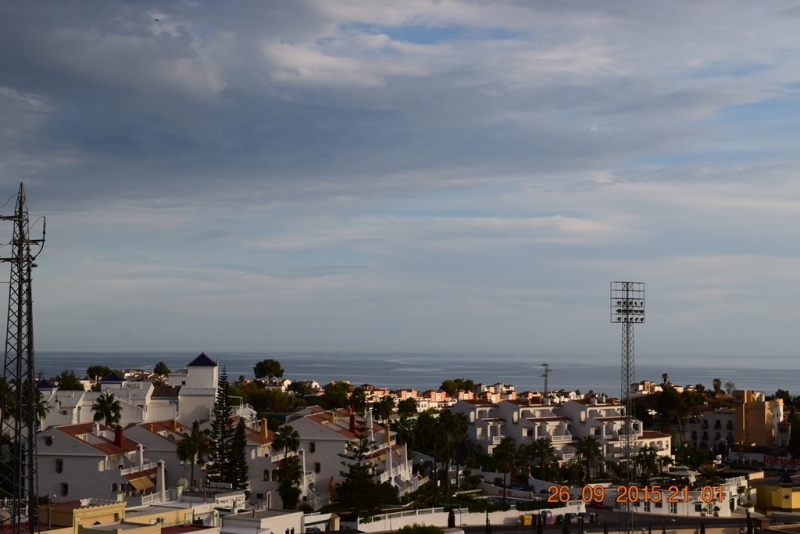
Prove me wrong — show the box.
[177,478,189,487]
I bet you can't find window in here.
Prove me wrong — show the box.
[44,437,53,446]
[643,502,650,512]
[263,469,270,481]
[669,502,677,514]
[256,493,264,500]
[112,483,118,491]
[695,504,702,512]
[314,462,321,474]
[272,469,279,481]
[310,442,316,454]
[56,459,63,474]
[61,483,69,497]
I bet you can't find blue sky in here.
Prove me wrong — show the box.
[3,1,800,364]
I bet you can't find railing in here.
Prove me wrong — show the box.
[304,472,315,486]
[550,434,572,442]
[366,507,446,524]
[120,462,157,475]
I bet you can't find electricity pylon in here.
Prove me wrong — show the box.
[0,183,45,534]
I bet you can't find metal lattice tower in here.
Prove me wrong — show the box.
[0,183,45,534]
[610,281,645,534]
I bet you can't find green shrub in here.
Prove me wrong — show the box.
[397,525,444,534]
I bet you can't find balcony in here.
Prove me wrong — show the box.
[550,433,572,442]
[714,422,722,429]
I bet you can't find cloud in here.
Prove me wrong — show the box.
[1,1,800,358]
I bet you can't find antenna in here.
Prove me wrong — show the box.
[0,183,46,534]
[541,363,550,397]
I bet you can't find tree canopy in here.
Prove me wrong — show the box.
[56,370,85,391]
[254,358,284,381]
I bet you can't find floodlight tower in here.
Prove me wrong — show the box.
[0,183,45,534]
[610,281,645,534]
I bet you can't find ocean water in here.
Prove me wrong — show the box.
[31,351,800,397]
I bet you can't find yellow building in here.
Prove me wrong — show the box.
[733,390,783,447]
[756,471,800,512]
[41,500,127,534]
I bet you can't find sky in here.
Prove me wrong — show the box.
[2,1,800,362]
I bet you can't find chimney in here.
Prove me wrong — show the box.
[349,413,355,433]
[137,443,144,467]
[93,421,101,435]
[115,425,124,447]
[330,411,336,424]
[171,418,178,432]
[260,418,268,438]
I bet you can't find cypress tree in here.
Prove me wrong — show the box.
[448,509,455,528]
[537,515,544,534]
[603,522,608,534]
[700,521,705,534]
[485,512,492,534]
[746,510,753,534]
[209,366,233,483]
[230,417,249,490]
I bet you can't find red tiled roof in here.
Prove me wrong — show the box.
[56,423,139,455]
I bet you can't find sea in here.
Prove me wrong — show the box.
[32,351,800,397]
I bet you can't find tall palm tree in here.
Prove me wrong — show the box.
[35,391,50,430]
[273,424,300,455]
[92,392,122,429]
[176,421,211,486]
[574,436,603,482]
[493,437,517,502]
[528,438,556,481]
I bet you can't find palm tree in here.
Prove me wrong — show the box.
[277,455,303,509]
[273,424,300,456]
[92,392,122,429]
[439,410,468,495]
[35,391,49,430]
[493,437,517,502]
[176,421,211,487]
[574,436,603,482]
[528,438,556,481]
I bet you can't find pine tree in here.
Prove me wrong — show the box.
[229,418,249,490]
[336,414,398,518]
[209,366,234,483]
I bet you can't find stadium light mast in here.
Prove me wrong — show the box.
[610,281,645,534]
[0,183,46,534]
